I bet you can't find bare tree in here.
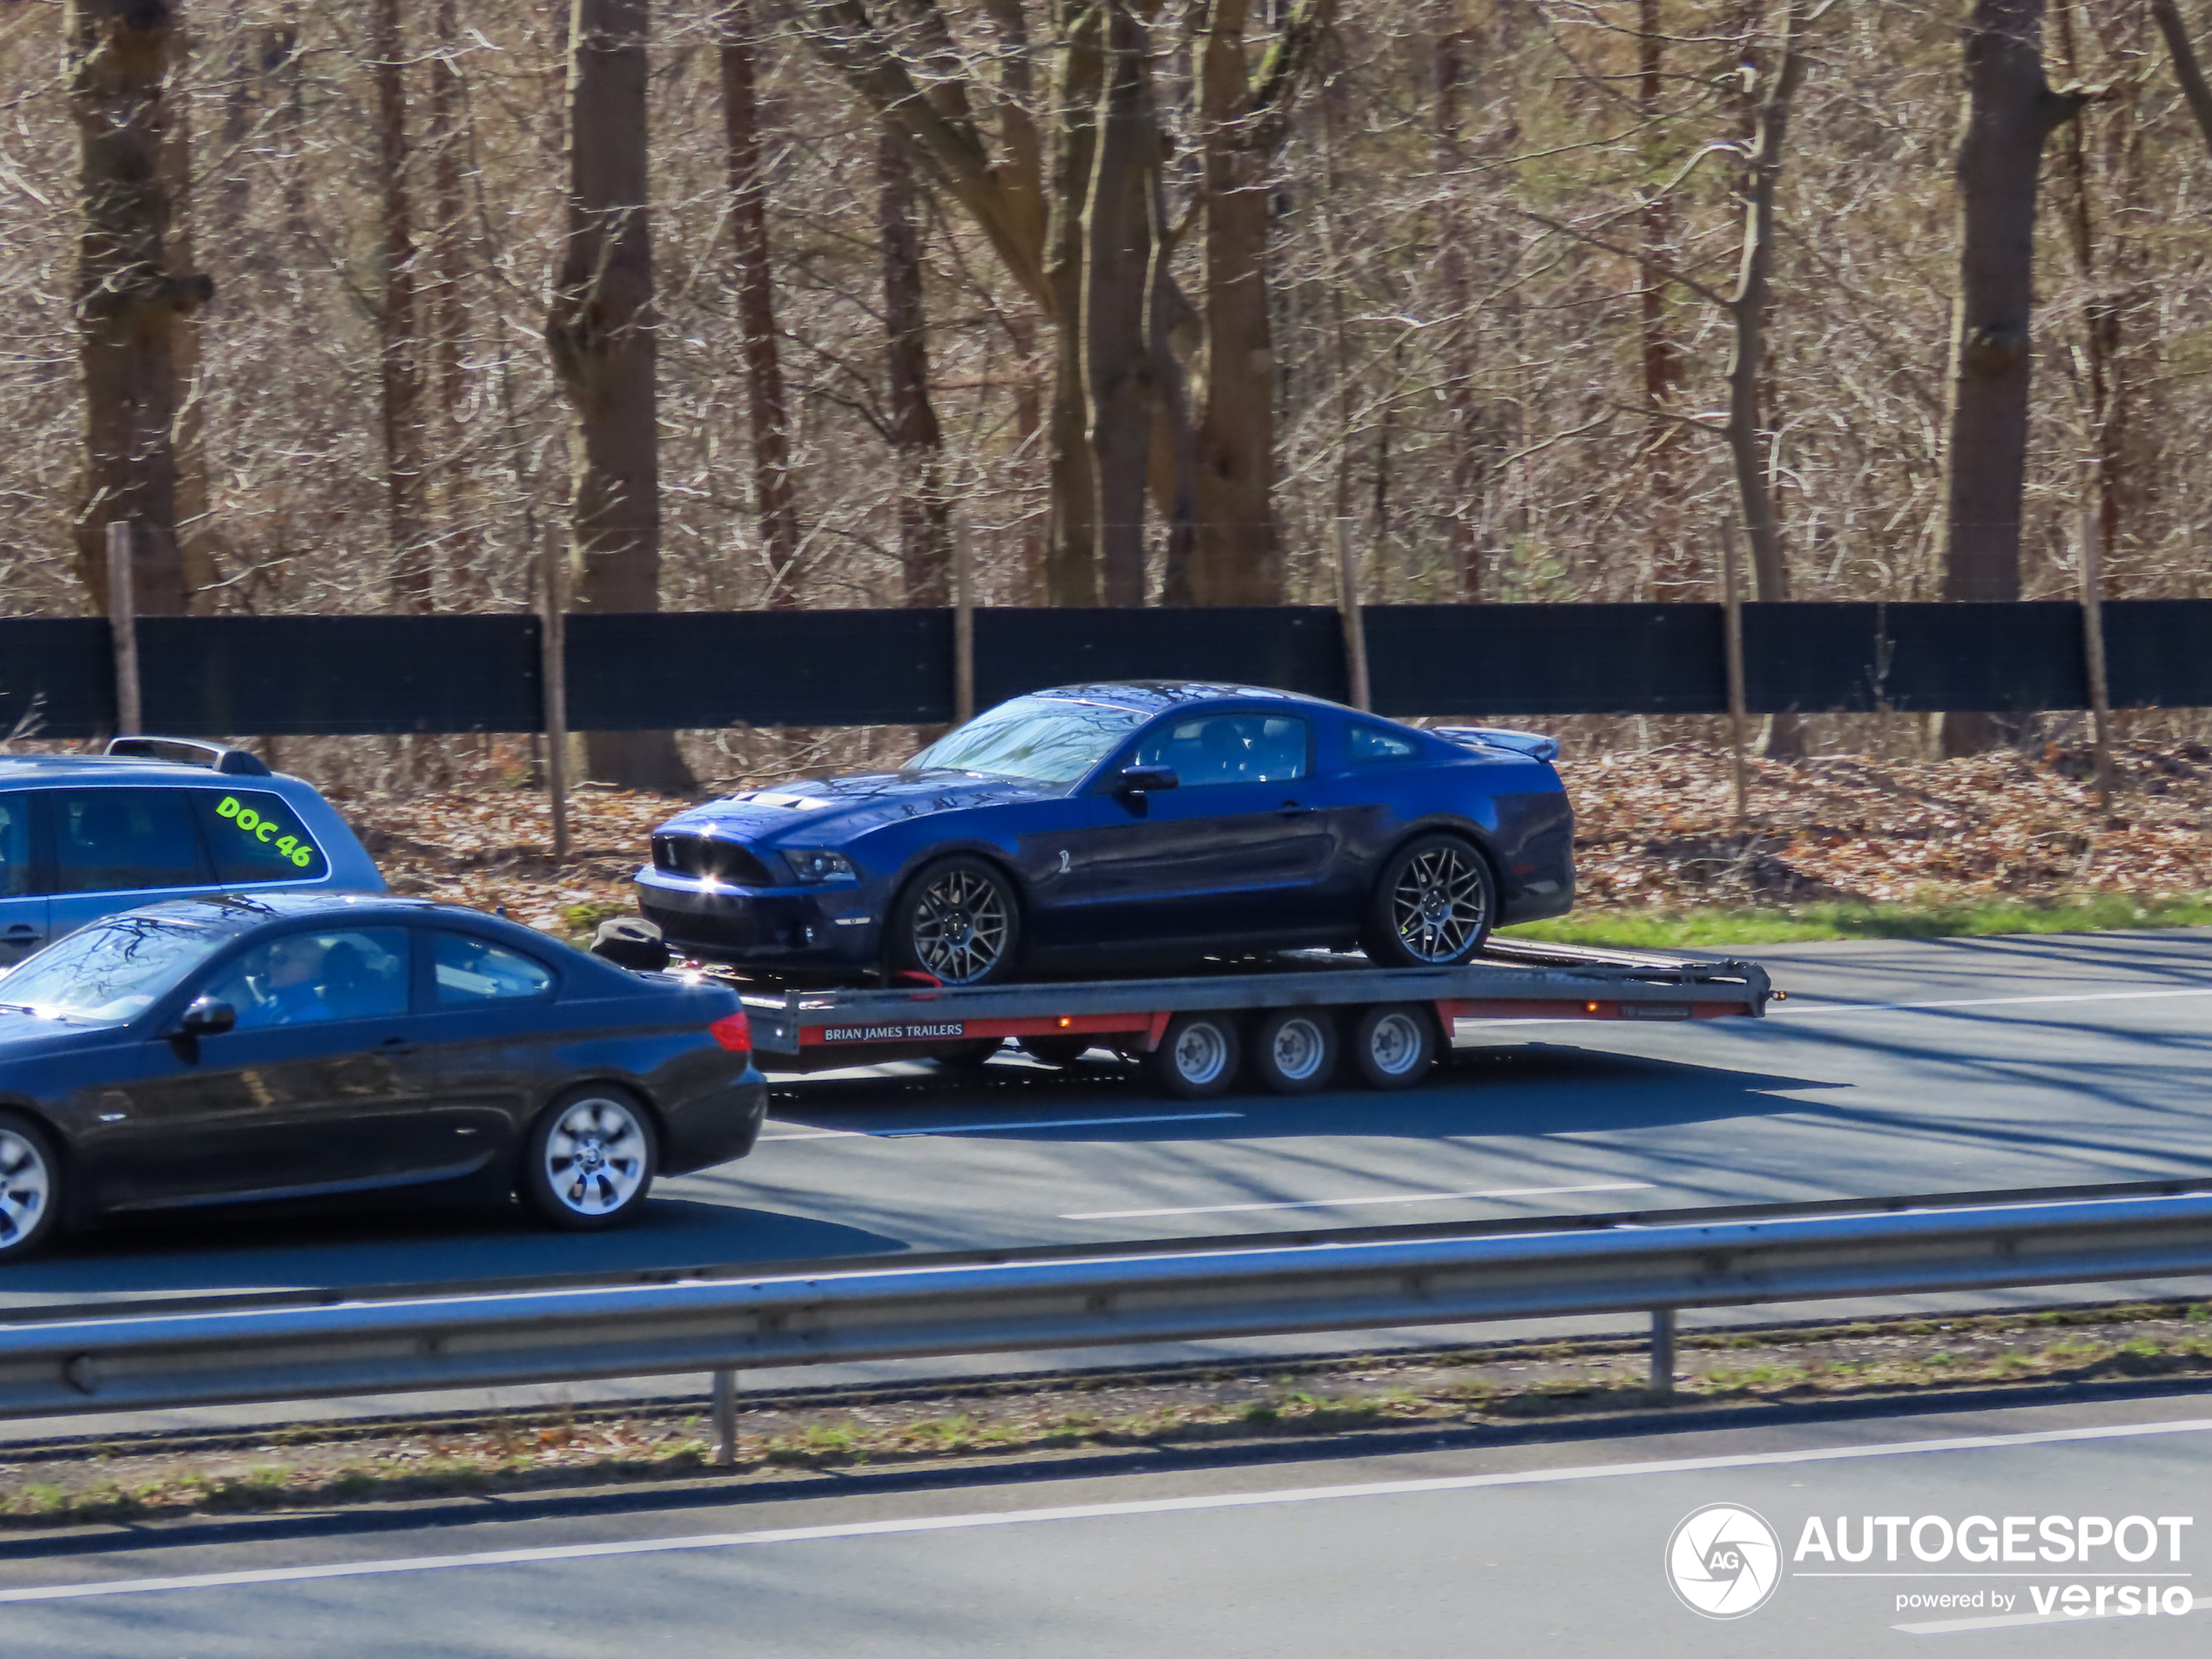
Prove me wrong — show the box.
[67,0,212,617]
[1635,0,1689,597]
[368,0,430,610]
[547,0,693,792]
[2151,0,2212,157]
[880,131,953,605]
[718,0,803,605]
[1938,0,2088,755]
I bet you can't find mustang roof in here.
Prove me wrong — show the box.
[1027,681,1329,713]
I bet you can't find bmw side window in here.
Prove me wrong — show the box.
[189,790,329,884]
[49,789,209,894]
[200,929,410,1029]
[0,798,30,898]
[433,934,555,1004]
[1131,715,1311,787]
[1349,725,1419,764]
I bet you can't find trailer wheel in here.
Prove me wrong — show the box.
[1144,1011,1242,1099]
[1347,1003,1439,1089]
[1250,1008,1339,1096]
[1018,1035,1091,1067]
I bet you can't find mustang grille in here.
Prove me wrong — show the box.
[652,833,778,887]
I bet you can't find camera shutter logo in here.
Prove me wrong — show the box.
[1666,1504,1783,1619]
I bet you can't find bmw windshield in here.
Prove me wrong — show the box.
[0,914,231,1025]
[907,696,1151,787]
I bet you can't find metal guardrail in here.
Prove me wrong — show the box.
[6,1187,2212,1427]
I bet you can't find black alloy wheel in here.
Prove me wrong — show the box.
[0,1113,60,1263]
[1363,833,1495,968]
[1347,1002,1440,1089]
[523,1087,659,1231]
[1250,1008,1339,1096]
[888,857,1022,988]
[1143,1011,1243,1099]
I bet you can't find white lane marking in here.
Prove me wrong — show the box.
[764,1112,1244,1143]
[6,1416,2206,1606]
[1063,1180,1655,1222]
[1896,1595,2209,1635]
[1772,987,2212,1018]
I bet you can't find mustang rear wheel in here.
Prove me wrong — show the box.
[887,857,1022,987]
[523,1088,658,1231]
[1364,833,1495,968]
[0,1114,60,1263]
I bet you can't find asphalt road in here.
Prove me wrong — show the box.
[13,928,2210,1303]
[3,1391,2206,1655]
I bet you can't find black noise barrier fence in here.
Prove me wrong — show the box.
[2,600,2208,739]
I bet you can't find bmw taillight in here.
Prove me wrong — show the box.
[710,1012,752,1053]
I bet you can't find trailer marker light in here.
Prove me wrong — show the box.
[1586,1001,1601,1013]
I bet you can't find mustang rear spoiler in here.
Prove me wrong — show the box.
[1431,725,1561,764]
[105,736,273,776]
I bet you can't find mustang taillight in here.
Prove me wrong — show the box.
[710,1012,752,1053]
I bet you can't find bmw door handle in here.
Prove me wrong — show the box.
[376,1035,420,1055]
[1276,802,1318,818]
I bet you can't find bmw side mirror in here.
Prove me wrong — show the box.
[179,996,237,1037]
[1117,765,1179,794]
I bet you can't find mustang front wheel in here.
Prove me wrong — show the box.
[524,1089,658,1231]
[887,857,1021,987]
[1364,833,1495,968]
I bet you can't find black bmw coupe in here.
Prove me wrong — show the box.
[637,681,1575,986]
[0,893,765,1262]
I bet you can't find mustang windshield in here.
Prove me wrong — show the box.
[0,914,230,1024]
[908,696,1150,786]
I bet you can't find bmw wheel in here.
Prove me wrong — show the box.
[1363,833,1495,968]
[0,1114,60,1263]
[523,1088,659,1231]
[887,857,1022,987]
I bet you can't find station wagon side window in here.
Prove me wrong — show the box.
[0,797,30,898]
[1348,725,1419,765]
[189,789,329,884]
[1129,714,1312,787]
[432,933,555,1004]
[48,788,209,895]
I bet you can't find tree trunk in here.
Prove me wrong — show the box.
[1084,0,1161,605]
[67,0,210,617]
[719,1,804,607]
[547,0,694,792]
[1194,0,1281,604]
[428,0,480,599]
[368,0,430,612]
[1043,0,1103,604]
[1724,3,1808,759]
[1637,0,1689,598]
[1938,0,2087,756]
[161,17,219,610]
[2152,0,2212,157]
[1433,1,1483,600]
[879,131,954,606]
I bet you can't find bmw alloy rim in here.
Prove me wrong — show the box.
[544,1097,648,1217]
[912,869,1012,985]
[0,1130,48,1249]
[1173,1022,1231,1086]
[1391,846,1487,962]
[1270,1017,1327,1082]
[1366,1012,1425,1075]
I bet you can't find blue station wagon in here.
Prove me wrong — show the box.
[0,738,384,967]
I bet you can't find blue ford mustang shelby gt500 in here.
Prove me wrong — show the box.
[635,683,1574,986]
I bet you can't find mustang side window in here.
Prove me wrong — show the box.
[433,934,555,1004]
[0,799,29,898]
[1349,725,1419,764]
[1131,715,1311,787]
[49,789,208,894]
[202,929,410,1029]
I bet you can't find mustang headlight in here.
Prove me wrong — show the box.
[785,848,859,883]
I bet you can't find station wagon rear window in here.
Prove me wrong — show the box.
[190,790,328,884]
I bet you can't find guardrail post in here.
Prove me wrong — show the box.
[1649,1308,1676,1396]
[712,1367,738,1466]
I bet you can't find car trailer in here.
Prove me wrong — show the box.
[716,939,1777,1099]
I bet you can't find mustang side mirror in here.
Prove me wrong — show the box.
[178,996,237,1037]
[1117,765,1179,794]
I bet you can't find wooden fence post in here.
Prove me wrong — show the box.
[540,535,571,863]
[1334,519,1372,713]
[106,521,142,738]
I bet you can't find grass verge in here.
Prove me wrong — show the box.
[1501,893,2212,949]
